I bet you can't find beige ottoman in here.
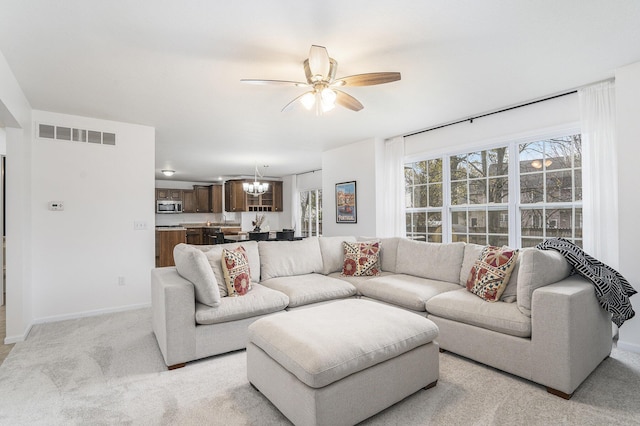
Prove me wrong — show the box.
[247,299,439,426]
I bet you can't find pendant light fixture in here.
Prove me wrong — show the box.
[243,164,269,196]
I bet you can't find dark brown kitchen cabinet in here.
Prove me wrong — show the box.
[210,185,223,213]
[185,227,203,245]
[225,180,247,212]
[225,179,283,212]
[194,185,210,213]
[182,190,196,213]
[156,188,182,201]
[272,181,283,212]
[156,229,186,267]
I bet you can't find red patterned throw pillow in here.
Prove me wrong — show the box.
[342,241,381,277]
[466,245,519,302]
[221,246,252,296]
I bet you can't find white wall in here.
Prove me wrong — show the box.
[0,48,33,343]
[322,138,384,237]
[30,110,155,322]
[615,61,640,353]
[0,127,6,154]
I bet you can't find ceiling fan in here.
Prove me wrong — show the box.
[241,45,401,114]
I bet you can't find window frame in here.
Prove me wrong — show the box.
[299,188,322,237]
[403,125,582,248]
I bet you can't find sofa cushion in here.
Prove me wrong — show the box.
[426,288,532,337]
[205,241,260,297]
[260,273,356,308]
[342,240,381,276]
[459,243,485,286]
[466,246,519,302]
[222,246,252,296]
[173,243,221,308]
[516,248,572,316]
[248,299,439,388]
[396,239,465,283]
[357,273,461,312]
[460,243,519,303]
[327,271,395,291]
[195,283,289,325]
[358,236,401,273]
[259,237,324,281]
[319,236,357,274]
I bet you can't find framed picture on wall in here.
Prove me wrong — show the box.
[335,181,357,223]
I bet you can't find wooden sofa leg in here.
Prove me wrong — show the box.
[168,362,186,370]
[423,380,438,390]
[546,387,572,400]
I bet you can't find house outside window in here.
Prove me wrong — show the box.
[404,131,582,248]
[300,189,322,237]
[405,159,443,242]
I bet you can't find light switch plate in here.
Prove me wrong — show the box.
[134,220,148,230]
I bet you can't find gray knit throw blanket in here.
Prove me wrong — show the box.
[536,238,636,327]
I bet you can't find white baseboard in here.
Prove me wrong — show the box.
[32,302,151,325]
[5,303,151,344]
[617,339,640,354]
[4,323,33,345]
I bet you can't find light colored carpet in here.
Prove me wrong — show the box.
[0,308,639,426]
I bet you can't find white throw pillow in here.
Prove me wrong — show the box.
[173,243,221,307]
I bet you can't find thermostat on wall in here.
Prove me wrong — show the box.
[48,201,64,211]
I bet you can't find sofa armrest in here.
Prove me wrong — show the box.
[530,275,612,396]
[151,267,197,367]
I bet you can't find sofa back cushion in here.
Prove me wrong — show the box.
[396,239,465,283]
[357,236,401,273]
[173,243,221,307]
[459,243,485,286]
[516,248,572,316]
[460,243,519,303]
[259,236,324,281]
[205,241,260,297]
[319,236,357,274]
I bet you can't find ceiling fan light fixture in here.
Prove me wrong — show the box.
[321,87,337,106]
[300,92,316,110]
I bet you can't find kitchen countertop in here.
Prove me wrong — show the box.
[156,226,186,231]
[179,223,241,228]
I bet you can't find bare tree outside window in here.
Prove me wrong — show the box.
[300,189,322,237]
[403,132,581,248]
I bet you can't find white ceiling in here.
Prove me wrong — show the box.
[1,1,639,182]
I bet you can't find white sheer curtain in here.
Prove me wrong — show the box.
[381,136,406,237]
[579,80,618,268]
[290,174,301,236]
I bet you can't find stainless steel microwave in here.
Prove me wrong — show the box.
[156,200,183,214]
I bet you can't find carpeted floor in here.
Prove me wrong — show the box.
[0,308,639,426]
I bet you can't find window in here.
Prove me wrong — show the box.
[405,159,443,242]
[404,131,582,248]
[300,189,322,237]
[519,135,582,247]
[450,147,510,246]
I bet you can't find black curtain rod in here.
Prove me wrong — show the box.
[404,90,578,138]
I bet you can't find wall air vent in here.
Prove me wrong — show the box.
[38,123,116,146]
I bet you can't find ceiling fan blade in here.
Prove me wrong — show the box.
[308,45,330,80]
[335,90,364,112]
[333,72,401,87]
[241,79,308,87]
[281,91,314,112]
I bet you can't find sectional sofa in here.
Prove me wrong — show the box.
[150,236,612,399]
